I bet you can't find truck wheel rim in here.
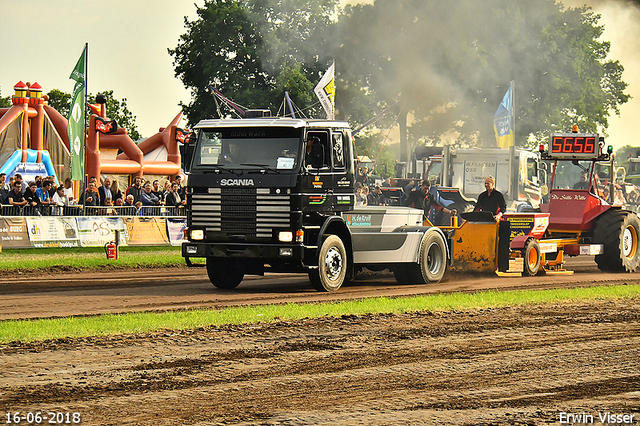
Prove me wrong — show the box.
[427,242,443,274]
[623,225,638,259]
[324,247,343,280]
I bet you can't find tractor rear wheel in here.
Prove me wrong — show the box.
[521,238,541,277]
[206,258,244,289]
[593,210,640,272]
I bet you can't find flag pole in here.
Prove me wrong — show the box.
[511,80,515,147]
[82,42,88,185]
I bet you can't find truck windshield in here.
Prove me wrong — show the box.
[192,128,302,171]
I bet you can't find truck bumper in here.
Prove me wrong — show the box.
[182,241,306,260]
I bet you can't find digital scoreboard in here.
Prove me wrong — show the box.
[548,133,600,158]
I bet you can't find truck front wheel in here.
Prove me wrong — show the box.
[309,235,347,292]
[206,258,244,289]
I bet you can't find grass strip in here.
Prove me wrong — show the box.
[1,284,639,344]
[0,246,188,270]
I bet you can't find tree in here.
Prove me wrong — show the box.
[92,90,141,141]
[46,89,72,117]
[44,89,141,140]
[0,88,10,108]
[169,0,339,125]
[335,0,629,150]
[615,145,640,163]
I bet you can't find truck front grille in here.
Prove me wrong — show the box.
[191,188,291,238]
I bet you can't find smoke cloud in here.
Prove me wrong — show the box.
[340,0,640,150]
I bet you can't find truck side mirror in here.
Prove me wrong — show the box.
[180,143,195,172]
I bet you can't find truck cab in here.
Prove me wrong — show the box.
[183,114,449,291]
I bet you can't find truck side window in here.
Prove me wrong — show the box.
[527,158,538,184]
[332,132,345,169]
[306,132,330,169]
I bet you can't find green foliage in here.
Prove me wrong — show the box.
[92,90,142,141]
[43,89,141,140]
[2,285,639,343]
[0,246,183,271]
[336,1,629,149]
[170,0,629,162]
[0,88,10,108]
[46,88,72,117]
[169,0,339,125]
[615,145,640,162]
[272,63,315,116]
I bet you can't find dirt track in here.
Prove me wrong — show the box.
[1,260,640,425]
[0,257,638,320]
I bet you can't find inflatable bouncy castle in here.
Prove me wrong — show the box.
[0,81,67,184]
[0,81,185,192]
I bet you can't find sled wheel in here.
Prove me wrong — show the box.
[521,238,541,277]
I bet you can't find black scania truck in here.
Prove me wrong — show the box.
[182,111,448,292]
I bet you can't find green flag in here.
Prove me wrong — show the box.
[68,45,87,181]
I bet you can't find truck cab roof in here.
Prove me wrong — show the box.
[194,117,352,130]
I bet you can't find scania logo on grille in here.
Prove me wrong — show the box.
[220,178,255,186]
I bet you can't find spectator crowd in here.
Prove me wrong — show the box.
[0,173,187,217]
[355,166,391,207]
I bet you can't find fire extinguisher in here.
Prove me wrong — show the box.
[105,241,118,260]
[105,230,120,260]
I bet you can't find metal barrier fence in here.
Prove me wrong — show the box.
[0,204,187,217]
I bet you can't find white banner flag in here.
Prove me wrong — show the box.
[314,62,335,120]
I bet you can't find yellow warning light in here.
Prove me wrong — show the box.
[572,124,579,133]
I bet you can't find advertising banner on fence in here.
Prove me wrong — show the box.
[166,218,187,246]
[122,217,170,246]
[0,217,31,249]
[75,217,128,247]
[26,217,80,248]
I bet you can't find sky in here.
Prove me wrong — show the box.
[0,0,638,151]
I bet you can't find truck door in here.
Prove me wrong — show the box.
[331,130,355,211]
[304,130,332,212]
[523,154,542,207]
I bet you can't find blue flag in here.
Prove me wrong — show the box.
[493,82,514,148]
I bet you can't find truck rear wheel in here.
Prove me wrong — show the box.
[206,258,244,289]
[309,235,347,292]
[593,210,640,272]
[521,238,541,277]
[393,231,447,284]
[418,231,447,283]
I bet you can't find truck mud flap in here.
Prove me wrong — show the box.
[498,220,511,271]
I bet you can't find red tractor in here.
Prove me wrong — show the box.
[534,128,640,273]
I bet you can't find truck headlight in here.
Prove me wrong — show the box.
[278,231,293,243]
[191,229,204,240]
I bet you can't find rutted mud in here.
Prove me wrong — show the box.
[1,298,639,425]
